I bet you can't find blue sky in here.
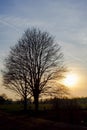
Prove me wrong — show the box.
[0,0,87,99]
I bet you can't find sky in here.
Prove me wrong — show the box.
[0,0,87,99]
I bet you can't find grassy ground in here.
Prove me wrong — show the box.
[0,103,52,113]
[0,109,87,130]
[0,103,87,129]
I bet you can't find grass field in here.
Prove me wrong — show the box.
[1,99,87,129]
[0,106,87,130]
[0,103,53,112]
[1,102,87,129]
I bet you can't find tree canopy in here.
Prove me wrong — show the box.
[2,28,67,111]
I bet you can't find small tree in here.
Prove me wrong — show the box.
[0,95,6,104]
[2,46,32,111]
[2,28,66,112]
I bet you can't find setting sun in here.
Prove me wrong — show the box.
[63,73,78,87]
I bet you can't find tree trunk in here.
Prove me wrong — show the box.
[24,81,27,112]
[34,94,39,113]
[24,96,27,112]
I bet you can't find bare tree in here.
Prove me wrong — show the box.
[2,28,66,112]
[3,45,32,111]
[40,82,69,99]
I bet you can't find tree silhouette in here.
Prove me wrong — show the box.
[2,28,66,112]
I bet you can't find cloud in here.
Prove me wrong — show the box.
[59,41,87,70]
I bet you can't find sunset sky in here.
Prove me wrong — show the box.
[0,0,87,99]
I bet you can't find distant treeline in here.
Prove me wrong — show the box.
[39,97,87,110]
[50,97,87,110]
[1,94,87,110]
[0,94,12,104]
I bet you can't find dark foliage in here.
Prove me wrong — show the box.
[0,96,6,104]
[52,98,80,110]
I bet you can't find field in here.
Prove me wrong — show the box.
[0,109,87,130]
[0,103,87,129]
